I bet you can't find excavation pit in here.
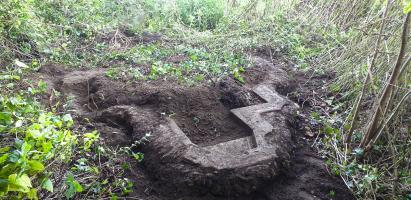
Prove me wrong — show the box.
[60,70,295,196]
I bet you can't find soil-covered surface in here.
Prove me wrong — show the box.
[32,51,354,199]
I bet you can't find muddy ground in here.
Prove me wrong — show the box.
[35,49,354,199]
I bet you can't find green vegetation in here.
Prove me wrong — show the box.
[0,63,141,199]
[302,1,411,199]
[177,0,224,31]
[1,65,78,198]
[105,43,247,84]
[1,0,410,199]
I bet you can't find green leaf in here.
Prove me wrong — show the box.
[62,114,73,127]
[41,178,53,192]
[0,179,8,193]
[8,173,32,193]
[21,142,32,156]
[83,131,99,151]
[0,112,13,125]
[62,114,73,122]
[65,183,76,198]
[132,152,144,162]
[28,160,45,173]
[324,126,335,135]
[110,194,118,200]
[65,174,83,199]
[28,188,38,200]
[0,154,9,164]
[354,148,364,157]
[0,164,16,178]
[0,75,20,81]
[72,180,83,192]
[42,141,53,154]
[37,80,47,93]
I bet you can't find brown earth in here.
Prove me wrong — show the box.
[32,51,354,200]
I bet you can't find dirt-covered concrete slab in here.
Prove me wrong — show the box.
[55,67,296,195]
[94,85,295,196]
[28,54,355,200]
[38,55,353,199]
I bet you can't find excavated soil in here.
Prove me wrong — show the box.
[33,53,354,200]
[58,72,263,147]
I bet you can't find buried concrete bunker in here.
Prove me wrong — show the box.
[97,85,295,195]
[60,70,296,195]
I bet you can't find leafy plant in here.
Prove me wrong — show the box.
[0,92,78,198]
[83,131,99,151]
[64,173,83,199]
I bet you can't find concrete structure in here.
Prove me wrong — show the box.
[143,84,294,195]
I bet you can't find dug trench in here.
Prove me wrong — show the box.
[37,55,354,200]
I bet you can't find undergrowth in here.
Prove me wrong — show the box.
[300,1,411,199]
[0,62,144,199]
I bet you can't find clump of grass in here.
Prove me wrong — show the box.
[177,0,224,31]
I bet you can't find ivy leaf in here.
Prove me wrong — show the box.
[21,142,32,157]
[65,174,83,199]
[28,160,45,173]
[28,188,38,200]
[0,112,13,125]
[41,178,53,192]
[8,173,32,193]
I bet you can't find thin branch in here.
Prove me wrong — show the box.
[360,12,411,149]
[345,0,391,144]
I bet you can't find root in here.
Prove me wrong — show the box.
[109,29,131,50]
